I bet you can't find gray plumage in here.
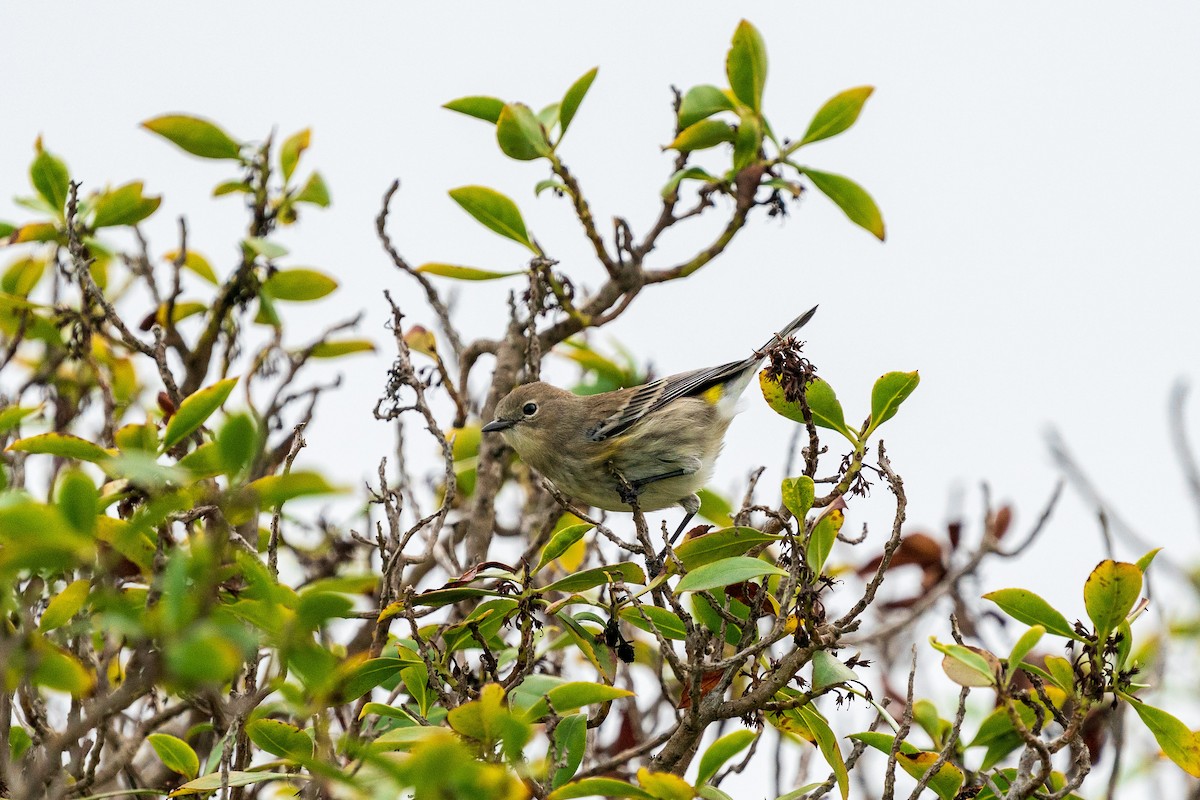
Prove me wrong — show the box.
[483,306,817,524]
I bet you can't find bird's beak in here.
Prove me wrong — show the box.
[482,418,516,433]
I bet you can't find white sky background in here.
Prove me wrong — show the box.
[4,1,1200,792]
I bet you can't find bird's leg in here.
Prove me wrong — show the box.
[607,462,641,507]
[655,493,701,574]
[631,467,690,491]
[608,462,669,575]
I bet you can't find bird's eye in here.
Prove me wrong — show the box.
[522,402,538,416]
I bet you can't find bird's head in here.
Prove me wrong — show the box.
[481,382,579,459]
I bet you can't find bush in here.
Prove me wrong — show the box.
[0,19,1194,800]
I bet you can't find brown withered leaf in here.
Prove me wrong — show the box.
[603,709,641,759]
[990,506,1013,540]
[443,561,516,588]
[858,531,946,591]
[1081,706,1112,764]
[679,670,724,709]
[157,391,176,421]
[680,524,715,543]
[947,519,963,551]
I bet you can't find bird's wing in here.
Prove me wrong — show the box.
[585,358,750,442]
[585,305,818,442]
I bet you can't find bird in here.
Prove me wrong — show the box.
[481,306,818,548]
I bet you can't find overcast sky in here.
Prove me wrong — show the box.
[4,1,1200,788]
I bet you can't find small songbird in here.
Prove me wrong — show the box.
[482,306,818,543]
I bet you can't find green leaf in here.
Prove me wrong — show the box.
[1115,619,1134,669]
[522,682,633,722]
[216,412,257,476]
[244,237,288,260]
[661,167,718,200]
[544,563,646,594]
[279,128,310,182]
[443,95,506,124]
[39,578,90,632]
[848,733,963,800]
[162,377,237,450]
[679,85,736,129]
[254,294,281,328]
[539,102,562,131]
[263,268,338,301]
[672,527,780,571]
[1043,655,1077,693]
[799,86,874,147]
[619,605,687,641]
[1084,560,1143,639]
[1136,547,1162,574]
[535,178,568,197]
[556,613,617,682]
[675,556,787,594]
[551,714,588,789]
[496,102,552,160]
[758,372,857,443]
[0,405,39,435]
[33,641,95,695]
[164,249,218,284]
[733,113,763,170]
[0,221,15,239]
[807,504,843,576]
[694,488,734,527]
[697,729,756,785]
[448,185,537,253]
[397,586,502,612]
[213,180,252,197]
[983,588,1081,641]
[147,732,200,779]
[666,119,736,152]
[867,371,920,434]
[2,257,46,296]
[726,20,768,113]
[171,772,294,795]
[9,222,60,244]
[690,594,744,645]
[1122,695,1200,777]
[794,704,849,800]
[637,768,695,800]
[807,378,853,439]
[359,701,419,724]
[781,476,814,522]
[536,523,594,573]
[31,146,70,215]
[339,656,413,701]
[294,171,331,207]
[309,339,376,358]
[91,181,161,228]
[416,263,524,281]
[1007,626,1045,681]
[548,777,655,800]
[8,432,112,464]
[811,650,859,692]
[967,705,1030,751]
[56,468,98,534]
[141,114,242,160]
[246,718,314,759]
[803,168,885,241]
[177,441,222,479]
[560,67,598,137]
[248,470,340,507]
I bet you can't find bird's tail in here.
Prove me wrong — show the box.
[714,305,820,416]
[758,305,818,353]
